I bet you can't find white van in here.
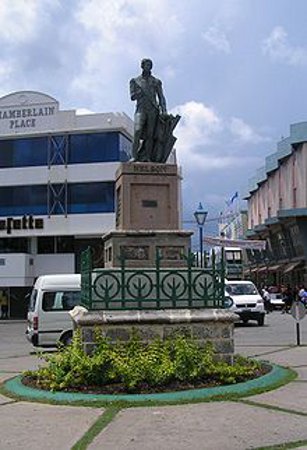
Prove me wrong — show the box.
[26,274,81,347]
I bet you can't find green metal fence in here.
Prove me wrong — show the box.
[81,248,226,310]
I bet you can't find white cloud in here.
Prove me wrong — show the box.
[0,0,58,44]
[72,0,184,108]
[202,26,231,54]
[171,101,222,147]
[76,108,95,115]
[263,26,307,66]
[228,117,270,144]
[0,62,14,86]
[170,101,269,172]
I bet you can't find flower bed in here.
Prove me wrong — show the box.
[23,330,268,395]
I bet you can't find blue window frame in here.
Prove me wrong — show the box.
[0,185,47,215]
[119,133,132,162]
[0,132,131,168]
[0,137,47,168]
[69,133,118,163]
[67,182,114,213]
[0,182,115,216]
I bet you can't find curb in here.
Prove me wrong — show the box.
[2,364,295,405]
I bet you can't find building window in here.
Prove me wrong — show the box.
[37,237,55,254]
[279,197,283,210]
[0,238,30,253]
[67,182,115,214]
[268,207,271,218]
[0,185,47,216]
[37,236,74,254]
[0,132,131,169]
[0,136,47,168]
[0,182,115,216]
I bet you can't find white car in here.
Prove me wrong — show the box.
[269,293,285,310]
[225,280,265,326]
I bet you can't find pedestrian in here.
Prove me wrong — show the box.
[261,286,272,313]
[281,285,294,314]
[298,285,307,306]
[0,290,9,319]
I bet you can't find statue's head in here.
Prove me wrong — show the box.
[141,58,153,71]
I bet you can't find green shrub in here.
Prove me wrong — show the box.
[24,329,261,392]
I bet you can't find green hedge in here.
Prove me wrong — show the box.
[24,330,261,393]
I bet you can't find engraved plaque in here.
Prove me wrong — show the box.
[120,246,149,260]
[142,200,158,208]
[157,246,184,260]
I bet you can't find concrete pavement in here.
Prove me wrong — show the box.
[1,315,307,449]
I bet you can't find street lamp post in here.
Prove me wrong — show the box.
[194,202,208,267]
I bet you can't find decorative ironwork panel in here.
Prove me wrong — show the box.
[81,247,92,309]
[81,248,226,310]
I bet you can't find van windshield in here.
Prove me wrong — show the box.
[226,283,258,295]
[42,291,81,311]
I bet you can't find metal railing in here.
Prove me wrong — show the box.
[81,247,225,310]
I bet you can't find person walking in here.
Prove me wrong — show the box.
[298,285,307,307]
[0,290,9,319]
[281,285,294,314]
[261,286,272,313]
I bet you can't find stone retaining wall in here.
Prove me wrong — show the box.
[71,308,237,364]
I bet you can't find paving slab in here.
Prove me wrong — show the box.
[254,346,307,368]
[250,382,307,413]
[0,393,15,404]
[0,354,41,373]
[235,346,288,358]
[88,402,307,450]
[0,402,103,450]
[293,367,307,381]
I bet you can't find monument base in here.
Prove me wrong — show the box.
[71,308,236,364]
[102,229,193,268]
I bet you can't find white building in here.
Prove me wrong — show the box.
[0,91,133,318]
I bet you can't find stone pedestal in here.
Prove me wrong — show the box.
[71,308,237,364]
[103,229,192,268]
[100,162,191,268]
[115,162,181,230]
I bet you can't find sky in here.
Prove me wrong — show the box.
[1,0,307,239]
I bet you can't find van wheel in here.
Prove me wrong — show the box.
[258,316,265,326]
[61,331,73,346]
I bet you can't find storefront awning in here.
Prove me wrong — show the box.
[257,266,268,273]
[268,264,283,271]
[283,261,303,274]
[250,267,258,273]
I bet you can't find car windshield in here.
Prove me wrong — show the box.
[226,283,258,295]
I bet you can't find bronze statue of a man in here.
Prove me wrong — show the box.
[130,58,166,162]
[130,59,180,163]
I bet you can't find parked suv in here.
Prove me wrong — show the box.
[225,280,265,326]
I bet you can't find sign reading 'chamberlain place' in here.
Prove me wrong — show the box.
[0,215,44,235]
[0,106,55,130]
[0,91,59,135]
